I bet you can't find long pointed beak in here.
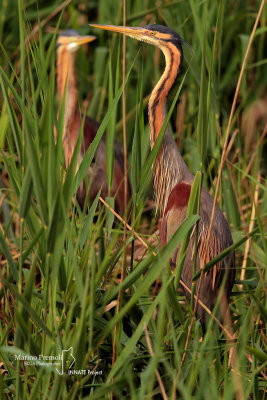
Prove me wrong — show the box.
[90,24,143,39]
[74,35,96,45]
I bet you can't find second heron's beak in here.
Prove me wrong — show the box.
[73,35,96,45]
[90,24,144,40]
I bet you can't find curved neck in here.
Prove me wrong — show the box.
[57,48,78,110]
[148,43,180,147]
[148,43,192,214]
[57,48,80,167]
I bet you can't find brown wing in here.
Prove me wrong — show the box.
[77,115,130,213]
[83,115,100,150]
[160,182,235,326]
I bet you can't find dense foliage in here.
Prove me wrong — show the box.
[0,0,266,398]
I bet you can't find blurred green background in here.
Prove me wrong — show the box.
[0,1,266,399]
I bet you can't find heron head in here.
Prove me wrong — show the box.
[90,24,184,54]
[57,29,96,53]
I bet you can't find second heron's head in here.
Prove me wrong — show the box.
[57,29,96,53]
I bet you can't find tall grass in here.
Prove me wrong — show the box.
[0,0,266,399]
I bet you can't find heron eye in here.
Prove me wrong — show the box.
[150,31,156,36]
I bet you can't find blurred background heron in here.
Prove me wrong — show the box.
[56,29,130,213]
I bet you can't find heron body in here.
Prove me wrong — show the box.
[92,24,235,327]
[56,30,129,213]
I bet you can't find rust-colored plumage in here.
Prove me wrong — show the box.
[56,30,130,213]
[92,23,235,329]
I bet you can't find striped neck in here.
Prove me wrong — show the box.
[57,48,78,108]
[148,43,181,148]
[57,48,79,167]
[149,43,187,214]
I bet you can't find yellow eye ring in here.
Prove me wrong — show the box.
[150,31,156,36]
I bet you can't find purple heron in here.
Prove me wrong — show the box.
[91,24,235,328]
[56,30,130,213]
